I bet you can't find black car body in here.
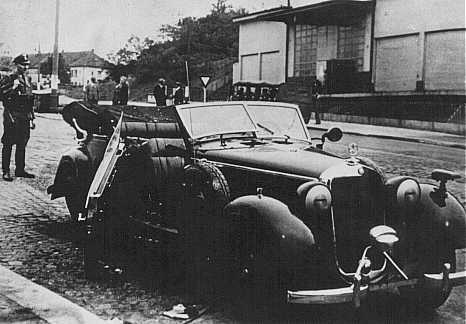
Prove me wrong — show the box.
[49,100,466,309]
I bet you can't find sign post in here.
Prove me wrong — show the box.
[200,76,210,103]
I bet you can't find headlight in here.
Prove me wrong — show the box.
[396,179,421,206]
[305,184,332,212]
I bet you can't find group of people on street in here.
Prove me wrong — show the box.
[0,54,36,181]
[84,76,183,107]
[83,75,130,106]
[153,78,185,106]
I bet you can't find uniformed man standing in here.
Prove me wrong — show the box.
[153,78,167,106]
[1,54,35,181]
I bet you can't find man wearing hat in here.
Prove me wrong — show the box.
[0,54,35,181]
[153,78,167,107]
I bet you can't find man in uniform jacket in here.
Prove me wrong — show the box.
[153,78,167,106]
[173,82,184,105]
[1,54,35,181]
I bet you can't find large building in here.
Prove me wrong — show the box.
[233,0,465,93]
[232,0,465,134]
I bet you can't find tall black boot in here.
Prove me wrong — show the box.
[2,144,13,181]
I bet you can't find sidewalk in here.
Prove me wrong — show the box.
[59,96,465,149]
[0,265,107,324]
[307,118,465,149]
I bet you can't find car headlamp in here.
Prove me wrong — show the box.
[304,184,332,212]
[386,176,421,209]
[396,179,421,206]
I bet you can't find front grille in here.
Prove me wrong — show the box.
[330,170,385,271]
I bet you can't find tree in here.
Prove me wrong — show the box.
[39,53,70,84]
[107,0,247,86]
[107,35,153,65]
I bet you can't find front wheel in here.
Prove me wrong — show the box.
[399,246,456,310]
[223,208,287,316]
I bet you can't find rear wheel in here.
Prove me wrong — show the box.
[181,162,230,300]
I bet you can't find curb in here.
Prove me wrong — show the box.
[307,125,466,150]
[0,265,107,324]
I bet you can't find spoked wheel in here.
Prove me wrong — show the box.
[181,162,230,301]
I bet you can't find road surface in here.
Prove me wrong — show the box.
[0,112,464,323]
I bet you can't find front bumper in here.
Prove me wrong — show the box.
[287,264,466,306]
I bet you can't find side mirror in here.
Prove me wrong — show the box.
[322,127,343,142]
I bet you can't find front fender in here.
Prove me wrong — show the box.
[224,195,315,267]
[416,183,466,249]
[47,146,91,199]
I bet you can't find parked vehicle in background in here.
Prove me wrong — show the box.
[48,100,466,312]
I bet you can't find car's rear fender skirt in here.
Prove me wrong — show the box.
[224,195,315,267]
[415,183,466,249]
[47,147,91,199]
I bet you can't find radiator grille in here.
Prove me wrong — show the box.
[330,171,385,271]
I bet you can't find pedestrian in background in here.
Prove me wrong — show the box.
[84,77,99,105]
[0,54,36,181]
[154,78,167,106]
[173,82,184,105]
[117,75,129,105]
[112,75,129,105]
[312,78,322,125]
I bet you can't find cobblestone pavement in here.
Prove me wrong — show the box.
[0,106,464,323]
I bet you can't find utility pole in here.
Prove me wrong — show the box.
[51,0,60,107]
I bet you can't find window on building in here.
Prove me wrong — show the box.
[294,25,318,77]
[337,22,365,71]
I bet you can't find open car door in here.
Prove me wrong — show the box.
[83,113,124,220]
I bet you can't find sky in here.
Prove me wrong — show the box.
[0,0,312,59]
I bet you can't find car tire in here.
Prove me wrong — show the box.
[180,162,230,301]
[399,244,456,310]
[223,207,287,316]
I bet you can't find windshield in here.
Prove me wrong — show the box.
[247,104,308,140]
[178,104,257,139]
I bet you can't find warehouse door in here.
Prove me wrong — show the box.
[375,35,418,91]
[425,30,465,90]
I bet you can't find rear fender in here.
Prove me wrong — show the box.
[224,195,315,267]
[47,135,108,200]
[47,146,91,199]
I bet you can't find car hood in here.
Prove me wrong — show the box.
[201,143,343,179]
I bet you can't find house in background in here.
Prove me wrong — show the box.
[232,0,465,134]
[68,50,108,86]
[28,50,108,86]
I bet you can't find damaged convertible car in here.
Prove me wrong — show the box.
[48,101,466,309]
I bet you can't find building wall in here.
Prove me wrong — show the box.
[374,0,465,91]
[235,21,287,84]
[70,66,108,86]
[286,12,372,81]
